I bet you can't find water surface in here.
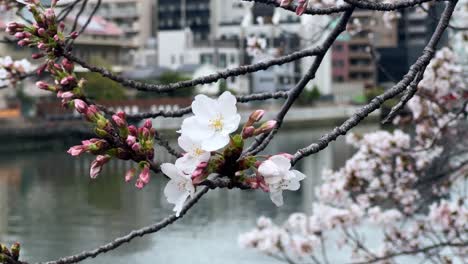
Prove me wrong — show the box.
[0,124,378,263]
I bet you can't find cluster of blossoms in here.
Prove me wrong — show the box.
[0,56,32,87]
[161,91,306,216]
[240,47,468,263]
[0,242,21,263]
[405,48,467,147]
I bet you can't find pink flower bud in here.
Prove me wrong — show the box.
[249,110,265,123]
[196,162,208,170]
[59,21,65,31]
[36,63,47,75]
[128,125,138,136]
[242,126,255,139]
[131,143,141,152]
[191,169,205,185]
[90,155,111,179]
[37,28,46,36]
[254,120,277,135]
[62,58,74,72]
[296,0,308,16]
[67,145,87,156]
[59,91,74,100]
[74,99,88,114]
[37,42,47,50]
[143,119,152,129]
[112,114,126,127]
[36,81,50,90]
[44,8,55,21]
[126,135,136,146]
[142,127,150,138]
[14,32,25,39]
[18,40,29,47]
[135,179,145,189]
[70,31,79,39]
[31,53,44,59]
[139,166,150,184]
[125,168,136,182]
[85,105,99,122]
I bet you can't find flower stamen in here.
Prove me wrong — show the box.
[210,115,224,132]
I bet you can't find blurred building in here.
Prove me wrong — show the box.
[86,0,155,66]
[156,0,213,42]
[157,29,247,94]
[331,10,399,86]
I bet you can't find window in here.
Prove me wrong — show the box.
[333,44,343,51]
[200,53,213,65]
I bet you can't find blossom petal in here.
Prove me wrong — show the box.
[180,116,214,141]
[175,155,199,175]
[173,192,190,217]
[258,160,280,178]
[218,91,238,117]
[178,135,195,153]
[292,170,306,181]
[192,94,217,120]
[270,155,291,171]
[270,191,284,206]
[285,179,301,191]
[161,163,181,180]
[201,133,230,151]
[223,114,241,135]
[164,179,185,204]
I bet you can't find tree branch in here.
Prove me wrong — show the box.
[291,0,458,165]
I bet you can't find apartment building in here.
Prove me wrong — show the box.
[157,0,213,42]
[331,10,399,86]
[87,0,153,49]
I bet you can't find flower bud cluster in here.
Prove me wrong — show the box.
[68,106,156,188]
[6,0,76,62]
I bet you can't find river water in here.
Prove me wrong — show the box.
[0,123,378,264]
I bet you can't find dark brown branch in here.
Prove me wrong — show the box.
[126,91,289,120]
[242,0,440,15]
[62,48,322,93]
[381,70,424,124]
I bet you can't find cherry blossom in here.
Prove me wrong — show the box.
[180,91,241,151]
[175,135,211,175]
[162,163,195,217]
[258,155,306,206]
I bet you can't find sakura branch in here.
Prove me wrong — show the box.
[0,0,465,263]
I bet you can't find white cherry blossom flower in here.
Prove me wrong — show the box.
[258,155,306,206]
[175,135,211,174]
[180,91,241,151]
[162,163,195,217]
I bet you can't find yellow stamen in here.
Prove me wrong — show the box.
[210,116,224,131]
[194,148,204,156]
